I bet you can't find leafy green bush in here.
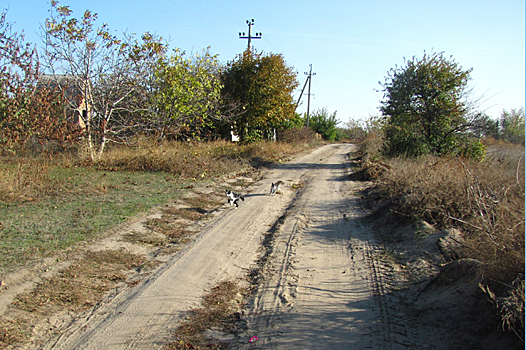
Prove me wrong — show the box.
[500,108,525,145]
[308,107,340,141]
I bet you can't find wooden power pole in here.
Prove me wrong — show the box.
[239,19,262,52]
[305,64,316,128]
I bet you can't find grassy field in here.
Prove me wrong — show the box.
[0,168,191,272]
[0,140,317,275]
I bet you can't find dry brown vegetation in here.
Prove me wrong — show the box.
[165,280,248,350]
[94,139,312,178]
[14,250,148,314]
[0,138,318,204]
[358,133,525,342]
[0,250,150,348]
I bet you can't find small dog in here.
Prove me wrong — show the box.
[270,181,284,196]
[225,189,245,208]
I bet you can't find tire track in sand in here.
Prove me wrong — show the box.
[234,143,396,349]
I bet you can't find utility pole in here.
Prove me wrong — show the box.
[304,64,316,128]
[239,19,262,52]
[295,76,310,110]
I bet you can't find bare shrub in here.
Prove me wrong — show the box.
[351,132,390,181]
[278,127,316,143]
[375,154,524,280]
[359,131,384,158]
[369,147,525,340]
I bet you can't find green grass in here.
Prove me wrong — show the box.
[0,167,191,273]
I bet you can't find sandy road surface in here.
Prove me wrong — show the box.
[233,143,393,349]
[43,143,396,349]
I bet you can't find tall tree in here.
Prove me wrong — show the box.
[150,48,224,140]
[0,8,80,148]
[221,50,298,142]
[42,1,166,159]
[380,52,480,157]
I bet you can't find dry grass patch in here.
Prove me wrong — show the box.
[360,141,525,343]
[0,317,30,348]
[96,140,245,179]
[182,194,225,211]
[145,217,193,243]
[122,231,166,246]
[374,155,525,283]
[166,280,247,350]
[94,140,315,178]
[14,250,147,315]
[239,140,311,166]
[0,250,149,348]
[164,207,207,221]
[0,158,61,203]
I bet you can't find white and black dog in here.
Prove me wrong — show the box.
[225,189,245,208]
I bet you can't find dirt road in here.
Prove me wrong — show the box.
[233,143,391,349]
[42,143,407,349]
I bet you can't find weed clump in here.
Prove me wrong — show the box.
[167,280,247,349]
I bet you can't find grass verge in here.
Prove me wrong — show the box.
[0,140,314,275]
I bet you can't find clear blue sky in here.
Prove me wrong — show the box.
[3,0,525,123]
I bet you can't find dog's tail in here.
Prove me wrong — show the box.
[240,195,245,201]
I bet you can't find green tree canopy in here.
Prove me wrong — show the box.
[380,52,480,158]
[309,107,340,141]
[221,50,298,142]
[500,108,525,145]
[150,48,224,140]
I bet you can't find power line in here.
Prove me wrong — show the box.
[197,0,241,26]
[107,0,239,55]
[254,23,280,52]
